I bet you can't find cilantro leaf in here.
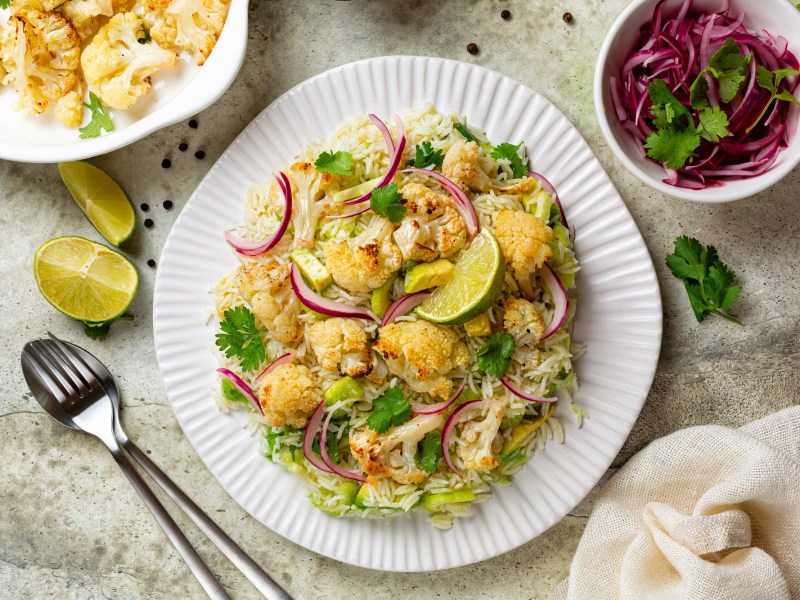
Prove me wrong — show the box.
[314,151,354,177]
[370,183,406,224]
[756,65,777,93]
[689,75,710,110]
[648,79,691,123]
[82,314,133,340]
[409,141,444,169]
[490,142,528,178]
[697,106,729,143]
[0,0,11,8]
[707,38,749,103]
[215,306,267,372]
[79,92,115,140]
[645,127,701,169]
[665,236,743,324]
[749,66,800,133]
[325,423,348,464]
[776,90,800,106]
[477,332,517,379]
[454,122,476,142]
[416,431,442,473]
[367,387,412,433]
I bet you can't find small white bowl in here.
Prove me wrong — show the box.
[0,0,248,163]
[594,0,800,203]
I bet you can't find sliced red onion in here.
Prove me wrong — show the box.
[500,376,557,403]
[441,399,487,478]
[216,368,263,414]
[540,263,569,340]
[380,291,432,327]
[369,113,395,155]
[255,352,295,382]
[302,400,334,474]
[411,379,466,415]
[528,171,569,231]
[340,115,407,206]
[402,167,480,237]
[319,399,367,482]
[225,172,292,256]
[290,263,378,321]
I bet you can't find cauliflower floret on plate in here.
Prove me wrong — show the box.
[286,161,339,249]
[257,364,321,429]
[9,0,64,11]
[324,215,402,293]
[372,321,469,399]
[495,176,539,195]
[307,317,373,378]
[53,87,83,127]
[0,10,80,115]
[81,12,178,110]
[231,261,303,344]
[494,209,553,298]
[455,399,506,472]
[350,413,444,484]
[442,140,493,193]
[503,297,545,348]
[58,0,114,40]
[143,0,229,66]
[393,182,467,263]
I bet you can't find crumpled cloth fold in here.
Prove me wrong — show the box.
[554,406,800,600]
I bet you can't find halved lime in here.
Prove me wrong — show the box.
[58,161,135,246]
[34,236,139,323]
[415,230,505,325]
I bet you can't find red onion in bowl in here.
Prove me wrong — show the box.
[411,379,467,415]
[540,263,569,340]
[500,376,557,403]
[380,291,432,327]
[225,172,292,255]
[216,368,263,414]
[319,399,367,482]
[290,263,378,321]
[255,352,295,382]
[303,401,334,474]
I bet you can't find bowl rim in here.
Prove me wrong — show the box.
[593,0,800,203]
[0,0,248,164]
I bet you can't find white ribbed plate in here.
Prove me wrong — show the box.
[153,56,662,572]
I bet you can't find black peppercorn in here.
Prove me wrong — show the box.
[161,158,171,169]
[188,119,198,129]
[147,259,156,268]
[140,203,149,211]
[501,9,511,19]
[563,12,573,23]
[163,200,173,210]
[144,218,154,228]
[467,43,479,55]
[195,150,205,160]
[178,142,188,152]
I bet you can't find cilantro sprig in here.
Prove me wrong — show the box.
[0,0,11,8]
[454,122,476,142]
[370,183,406,224]
[665,236,743,325]
[689,38,750,108]
[367,387,412,433]
[215,306,267,371]
[314,151,354,177]
[79,92,114,140]
[747,66,800,133]
[408,141,444,169]
[490,142,529,178]
[416,431,442,473]
[83,314,133,340]
[476,332,517,378]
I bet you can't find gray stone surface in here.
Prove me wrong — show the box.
[1,0,798,598]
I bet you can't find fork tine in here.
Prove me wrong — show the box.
[46,333,99,392]
[25,341,80,401]
[31,339,91,399]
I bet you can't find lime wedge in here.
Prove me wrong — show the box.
[34,236,139,323]
[415,230,505,325]
[58,161,135,246]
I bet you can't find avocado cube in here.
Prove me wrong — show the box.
[291,248,332,292]
[464,312,492,336]
[403,259,455,293]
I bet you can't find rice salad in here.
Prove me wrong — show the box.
[211,106,582,528]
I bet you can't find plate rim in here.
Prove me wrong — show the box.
[153,55,663,572]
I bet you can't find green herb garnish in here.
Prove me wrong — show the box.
[454,122,476,142]
[409,141,444,169]
[314,150,354,177]
[370,183,406,224]
[747,66,800,133]
[215,306,267,371]
[0,0,12,8]
[416,431,442,473]
[689,39,750,108]
[79,92,115,140]
[367,387,412,433]
[476,332,517,378]
[490,142,529,178]
[665,236,743,324]
[82,314,133,340]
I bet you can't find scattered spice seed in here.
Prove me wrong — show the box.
[161,158,171,169]
[563,12,573,23]
[188,119,198,129]
[140,203,149,212]
[147,259,156,268]
[178,142,188,152]
[501,9,511,19]
[195,150,205,160]
[163,200,173,210]
[467,43,479,55]
[144,218,154,228]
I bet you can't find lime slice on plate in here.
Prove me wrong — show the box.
[415,230,505,325]
[34,236,139,323]
[58,161,135,246]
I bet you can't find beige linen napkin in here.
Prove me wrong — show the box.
[554,406,800,600]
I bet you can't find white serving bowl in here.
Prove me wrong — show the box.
[0,0,248,163]
[594,0,800,203]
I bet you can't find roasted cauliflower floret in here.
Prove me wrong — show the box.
[324,216,402,293]
[257,364,321,428]
[143,0,229,66]
[350,413,444,484]
[496,176,539,195]
[58,0,113,40]
[9,0,63,12]
[0,10,80,115]
[231,261,303,344]
[307,318,373,378]
[495,209,553,298]
[53,88,83,127]
[455,399,506,471]
[286,161,338,249]
[81,12,178,110]
[393,182,467,263]
[503,297,545,347]
[372,321,470,399]
[442,140,493,193]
